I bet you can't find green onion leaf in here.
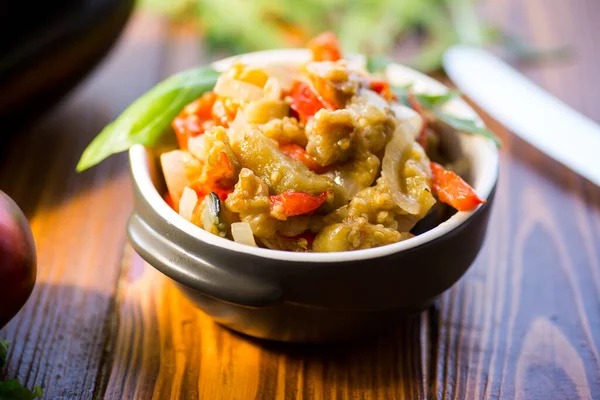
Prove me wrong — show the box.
[76,66,220,172]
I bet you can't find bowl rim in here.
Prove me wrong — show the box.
[129,48,499,263]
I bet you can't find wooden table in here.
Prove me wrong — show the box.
[1,1,599,398]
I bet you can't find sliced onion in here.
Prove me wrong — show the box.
[214,74,264,102]
[227,110,252,146]
[381,122,421,215]
[263,77,282,101]
[391,104,423,139]
[179,187,198,221]
[187,135,206,160]
[261,64,297,91]
[160,150,199,208]
[202,192,219,229]
[360,88,390,110]
[305,61,335,78]
[329,172,362,199]
[231,222,258,247]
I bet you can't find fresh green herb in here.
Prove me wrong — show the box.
[434,111,502,147]
[393,85,501,147]
[365,55,392,74]
[414,91,461,108]
[0,341,7,369]
[76,66,220,172]
[0,379,42,400]
[0,341,42,399]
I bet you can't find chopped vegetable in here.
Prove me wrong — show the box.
[279,143,326,173]
[207,151,236,188]
[307,31,342,62]
[231,222,258,247]
[191,149,237,202]
[407,90,428,150]
[289,81,332,122]
[206,192,222,220]
[278,231,317,247]
[160,150,202,207]
[270,191,327,218]
[312,217,408,252]
[172,91,217,149]
[214,73,264,101]
[232,129,338,197]
[178,187,199,221]
[381,122,434,216]
[369,80,396,101]
[430,162,485,211]
[200,192,227,236]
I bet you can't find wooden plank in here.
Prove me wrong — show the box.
[0,12,166,399]
[107,253,427,400]
[432,0,600,398]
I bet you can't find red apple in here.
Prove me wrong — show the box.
[0,191,37,329]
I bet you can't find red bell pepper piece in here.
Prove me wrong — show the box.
[279,143,326,173]
[430,162,486,211]
[289,81,332,123]
[206,151,235,188]
[191,151,236,201]
[307,32,342,62]
[370,80,396,101]
[270,191,327,217]
[171,91,217,149]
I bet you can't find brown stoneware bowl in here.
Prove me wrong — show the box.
[126,50,500,343]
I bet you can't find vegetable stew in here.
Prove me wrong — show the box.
[159,32,487,252]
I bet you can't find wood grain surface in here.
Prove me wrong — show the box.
[1,0,599,399]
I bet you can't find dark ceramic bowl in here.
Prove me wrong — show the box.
[127,50,500,343]
[0,0,134,131]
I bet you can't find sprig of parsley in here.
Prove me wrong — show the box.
[0,341,42,400]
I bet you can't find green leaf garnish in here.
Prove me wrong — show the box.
[414,91,461,108]
[0,380,42,400]
[0,341,8,368]
[0,341,43,399]
[434,111,502,147]
[365,54,392,74]
[392,85,501,147]
[76,66,221,172]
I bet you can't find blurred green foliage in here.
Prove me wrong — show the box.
[141,0,567,72]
